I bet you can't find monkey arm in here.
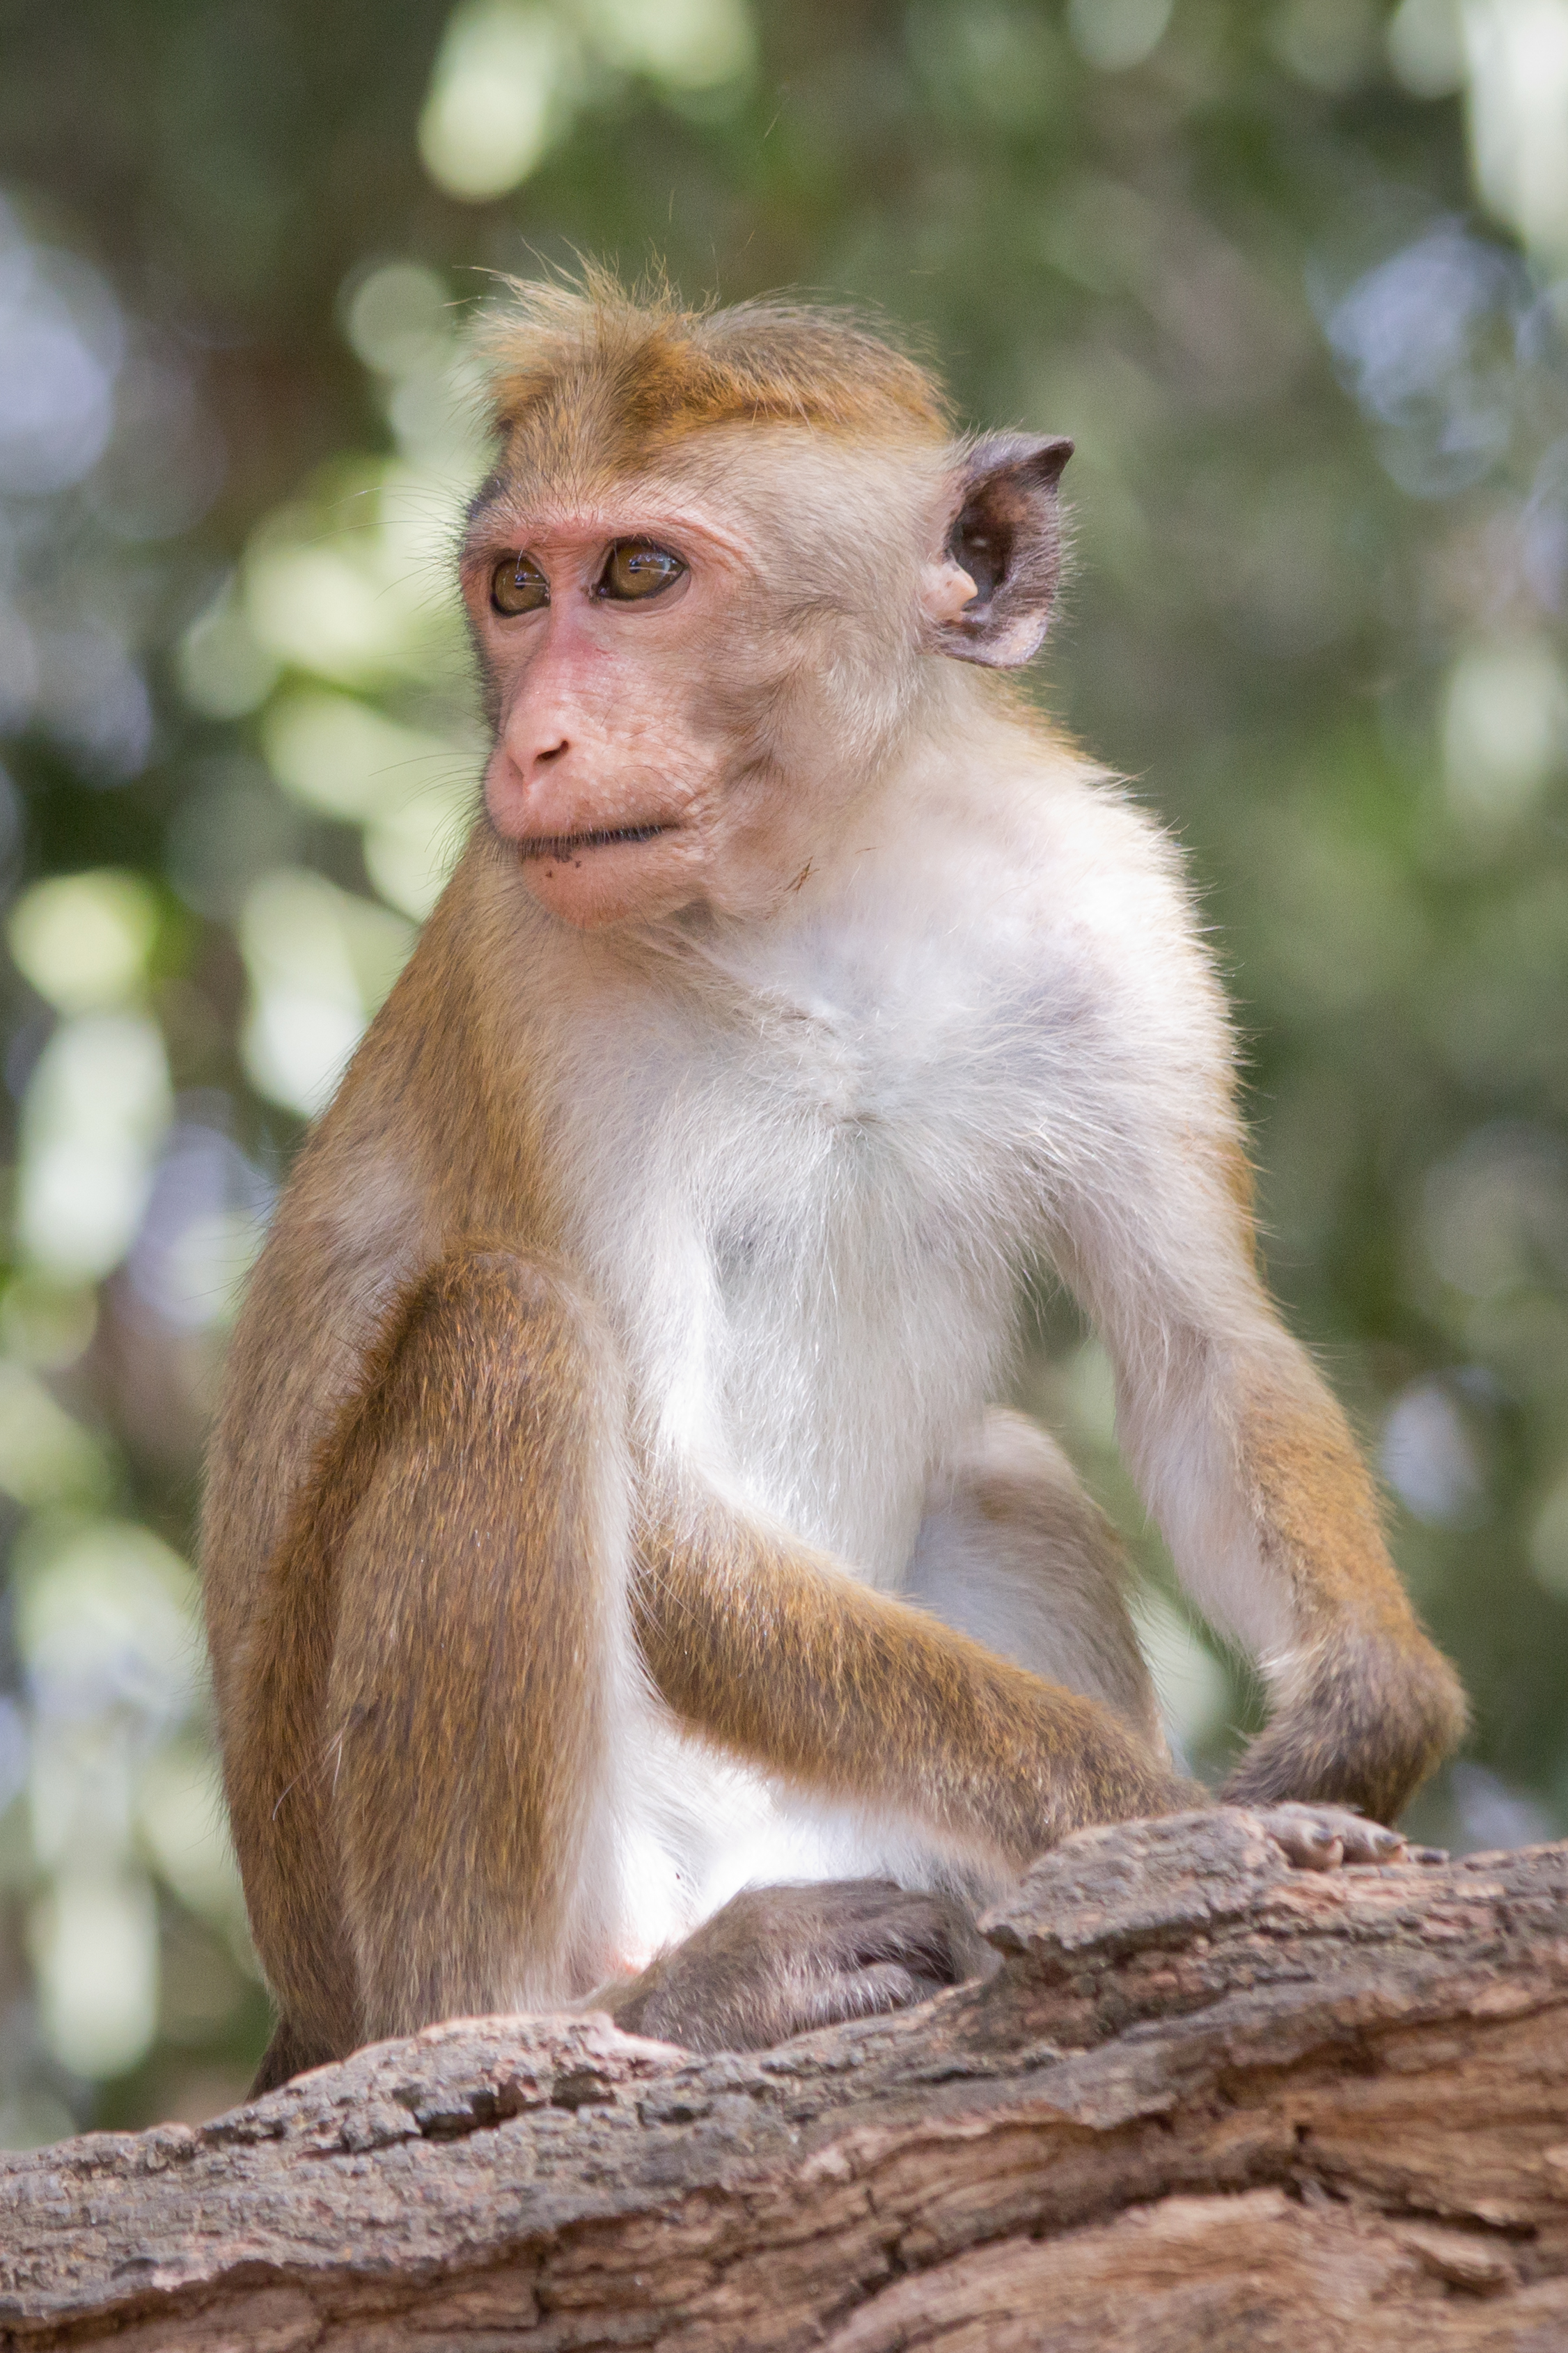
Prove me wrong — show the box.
[632,1485,1199,1873]
[1049,1080,1465,1825]
[1014,795,1465,1824]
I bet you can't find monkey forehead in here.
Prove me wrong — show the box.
[465,424,953,567]
[668,425,959,570]
[668,417,950,492]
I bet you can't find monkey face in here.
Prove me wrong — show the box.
[460,425,1070,933]
[461,442,952,930]
[460,492,753,929]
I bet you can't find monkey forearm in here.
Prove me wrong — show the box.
[1220,1370,1466,1816]
[634,1492,1195,1868]
[1113,1315,1466,1822]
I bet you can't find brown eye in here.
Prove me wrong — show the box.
[597,540,687,602]
[490,553,549,616]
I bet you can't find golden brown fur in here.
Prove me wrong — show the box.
[1226,1384,1468,1820]
[480,269,949,492]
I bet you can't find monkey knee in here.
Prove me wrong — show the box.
[419,1247,608,1357]
[926,1410,1127,1600]
[334,1245,632,1687]
[397,1249,625,1435]
[948,1412,1112,1535]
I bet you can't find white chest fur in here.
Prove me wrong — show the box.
[539,894,1050,1586]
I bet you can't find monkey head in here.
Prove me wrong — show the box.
[460,283,1071,931]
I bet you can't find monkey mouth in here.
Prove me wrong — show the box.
[517,822,680,861]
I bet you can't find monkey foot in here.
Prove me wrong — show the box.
[1244,1801,1445,1872]
[604,1879,1000,2055]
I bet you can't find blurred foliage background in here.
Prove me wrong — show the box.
[0,0,1565,2143]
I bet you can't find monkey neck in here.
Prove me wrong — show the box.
[468,673,1076,1033]
[689,670,1051,952]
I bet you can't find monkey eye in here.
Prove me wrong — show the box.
[490,553,550,616]
[596,540,687,602]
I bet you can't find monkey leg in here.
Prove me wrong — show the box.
[323,1249,634,2046]
[906,1409,1168,1760]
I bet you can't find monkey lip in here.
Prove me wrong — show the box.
[517,821,681,861]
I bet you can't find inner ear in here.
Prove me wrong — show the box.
[936,433,1072,670]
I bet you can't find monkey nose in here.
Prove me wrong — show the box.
[499,694,571,776]
[486,737,577,842]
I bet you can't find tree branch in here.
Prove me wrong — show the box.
[4,1811,1568,2350]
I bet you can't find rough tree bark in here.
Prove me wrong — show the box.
[3,1811,1567,2352]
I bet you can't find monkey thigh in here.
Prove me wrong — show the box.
[906,1409,1166,1756]
[327,1250,631,2042]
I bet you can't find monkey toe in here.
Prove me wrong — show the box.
[836,1886,1001,1992]
[791,1957,941,2033]
[1248,1801,1416,1870]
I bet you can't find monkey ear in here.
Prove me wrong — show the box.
[928,433,1073,669]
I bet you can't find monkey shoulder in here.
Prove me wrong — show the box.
[963,760,1228,1041]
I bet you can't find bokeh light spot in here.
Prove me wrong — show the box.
[7,870,160,1016]
[418,1,573,202]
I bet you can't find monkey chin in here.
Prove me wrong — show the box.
[515,827,697,930]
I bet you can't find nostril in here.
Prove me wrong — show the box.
[535,739,568,766]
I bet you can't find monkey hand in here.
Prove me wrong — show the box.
[1219,1627,1468,1830]
[1242,1801,1445,1871]
[600,1879,1001,2055]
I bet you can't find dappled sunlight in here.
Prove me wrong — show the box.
[418,0,756,203]
[15,1015,173,1283]
[238,869,414,1117]
[1466,0,1568,263]
[10,1515,240,2087]
[418,1,578,201]
[8,870,161,1018]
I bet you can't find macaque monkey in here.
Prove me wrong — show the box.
[203,277,1465,2092]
